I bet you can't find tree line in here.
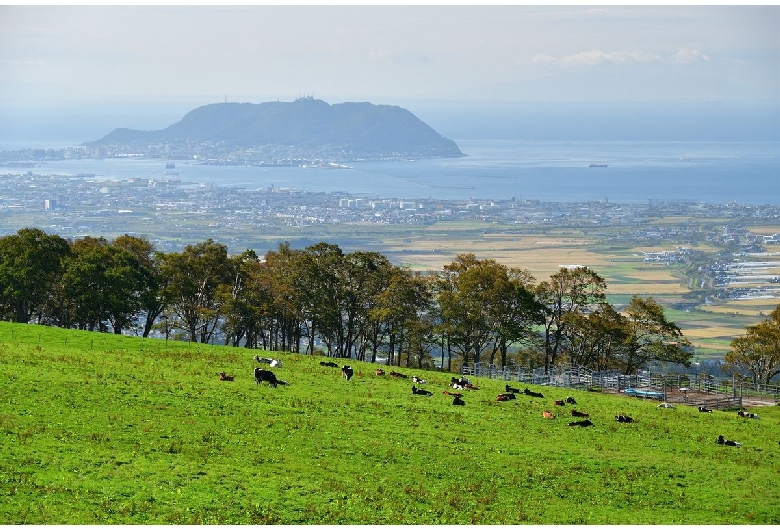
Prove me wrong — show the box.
[0,227,698,375]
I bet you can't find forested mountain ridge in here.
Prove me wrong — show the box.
[86,97,463,160]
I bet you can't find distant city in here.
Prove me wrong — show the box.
[2,145,780,307]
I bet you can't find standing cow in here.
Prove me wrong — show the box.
[254,367,280,388]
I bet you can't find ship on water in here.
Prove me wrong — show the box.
[589,163,608,168]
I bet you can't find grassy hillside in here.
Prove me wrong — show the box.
[1,322,778,524]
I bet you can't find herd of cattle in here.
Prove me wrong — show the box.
[216,355,773,448]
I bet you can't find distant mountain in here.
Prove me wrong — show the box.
[86,98,463,160]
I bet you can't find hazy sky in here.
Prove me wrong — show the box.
[1,5,778,106]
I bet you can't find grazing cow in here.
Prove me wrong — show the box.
[412,385,433,396]
[542,410,556,419]
[554,400,566,406]
[698,406,713,413]
[569,419,594,427]
[615,415,634,423]
[716,435,741,447]
[218,372,234,381]
[452,395,466,406]
[390,371,409,379]
[505,385,520,394]
[496,393,516,402]
[737,410,760,419]
[412,376,427,384]
[320,361,339,368]
[375,368,386,376]
[254,356,274,364]
[566,396,577,405]
[342,365,354,381]
[524,388,544,398]
[657,402,675,409]
[571,410,590,418]
[443,390,463,398]
[254,368,280,388]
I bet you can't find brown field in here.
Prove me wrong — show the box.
[698,300,780,318]
[384,231,687,295]
[747,225,780,235]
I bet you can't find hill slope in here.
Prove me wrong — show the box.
[87,98,463,160]
[1,322,778,524]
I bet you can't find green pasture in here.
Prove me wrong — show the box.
[1,322,779,524]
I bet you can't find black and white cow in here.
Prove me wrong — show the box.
[342,365,354,381]
[412,385,433,396]
[254,367,280,388]
[716,435,741,447]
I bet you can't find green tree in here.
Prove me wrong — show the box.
[725,304,780,385]
[264,242,305,352]
[0,228,70,323]
[619,296,693,374]
[296,242,344,356]
[437,254,539,368]
[563,302,630,372]
[371,267,434,367]
[536,266,607,373]
[112,234,164,337]
[160,239,232,343]
[60,236,146,333]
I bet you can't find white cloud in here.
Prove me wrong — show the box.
[532,50,662,67]
[673,48,710,64]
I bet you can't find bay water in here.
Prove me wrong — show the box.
[14,139,779,205]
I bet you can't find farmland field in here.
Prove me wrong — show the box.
[1,322,778,524]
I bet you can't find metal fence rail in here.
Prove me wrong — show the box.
[461,362,779,409]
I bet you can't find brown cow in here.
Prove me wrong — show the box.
[542,411,556,419]
[219,372,234,381]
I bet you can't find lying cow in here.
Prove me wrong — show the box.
[219,372,234,381]
[542,410,555,419]
[571,410,590,418]
[443,390,463,398]
[452,395,466,406]
[412,376,427,384]
[496,393,516,402]
[566,396,577,405]
[554,400,566,406]
[320,361,339,368]
[615,415,634,423]
[716,435,741,447]
[698,406,713,413]
[342,365,354,381]
[505,385,520,394]
[254,368,280,388]
[569,419,594,427]
[412,385,433,396]
[375,368,386,376]
[737,410,760,419]
[390,371,409,379]
[657,402,675,409]
[524,388,544,398]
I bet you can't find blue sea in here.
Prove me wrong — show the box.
[13,139,780,205]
